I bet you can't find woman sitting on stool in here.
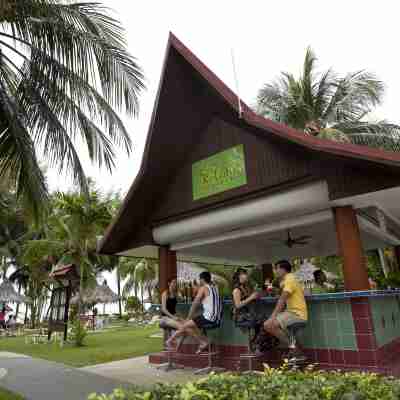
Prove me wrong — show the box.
[160,278,182,331]
[232,268,260,330]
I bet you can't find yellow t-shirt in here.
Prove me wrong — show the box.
[280,273,308,320]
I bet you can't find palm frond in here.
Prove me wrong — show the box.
[323,71,384,124]
[3,1,145,115]
[334,121,400,152]
[0,0,145,212]
[0,61,47,219]
[300,47,317,111]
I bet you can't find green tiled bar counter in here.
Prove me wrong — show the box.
[149,290,400,374]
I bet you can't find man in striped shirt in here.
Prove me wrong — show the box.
[166,271,222,353]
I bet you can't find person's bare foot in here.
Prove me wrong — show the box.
[165,338,176,350]
[196,340,209,354]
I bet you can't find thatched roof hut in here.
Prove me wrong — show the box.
[71,281,119,305]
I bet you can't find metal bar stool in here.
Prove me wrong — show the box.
[194,323,224,375]
[156,328,184,371]
[235,321,259,373]
[286,321,307,365]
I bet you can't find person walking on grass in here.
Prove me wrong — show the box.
[166,271,222,354]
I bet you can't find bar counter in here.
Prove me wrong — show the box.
[149,289,400,373]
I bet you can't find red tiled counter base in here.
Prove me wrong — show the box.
[149,292,400,375]
[149,346,400,376]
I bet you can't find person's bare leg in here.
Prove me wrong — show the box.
[166,320,201,348]
[264,319,289,347]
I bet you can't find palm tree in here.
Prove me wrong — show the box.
[120,257,139,299]
[256,48,400,151]
[0,190,27,279]
[21,187,115,324]
[0,0,145,216]
[121,258,157,309]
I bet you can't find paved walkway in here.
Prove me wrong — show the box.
[0,352,126,400]
[0,352,198,399]
[81,356,197,387]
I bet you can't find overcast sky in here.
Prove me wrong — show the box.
[46,0,400,196]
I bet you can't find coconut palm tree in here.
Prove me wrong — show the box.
[0,0,145,216]
[256,48,400,151]
[21,187,115,323]
[0,190,27,279]
[121,258,157,308]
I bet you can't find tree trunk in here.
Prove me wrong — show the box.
[116,267,122,318]
[15,282,22,318]
[24,305,28,325]
[30,302,36,329]
[140,285,144,312]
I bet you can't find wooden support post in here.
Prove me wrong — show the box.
[261,263,274,282]
[159,246,177,296]
[334,206,369,291]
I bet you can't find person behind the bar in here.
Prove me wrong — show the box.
[314,269,344,293]
[166,271,222,354]
[264,260,308,361]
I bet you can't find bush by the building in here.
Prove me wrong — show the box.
[88,365,400,400]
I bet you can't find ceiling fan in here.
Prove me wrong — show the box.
[267,229,312,248]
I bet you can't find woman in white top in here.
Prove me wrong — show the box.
[166,271,222,353]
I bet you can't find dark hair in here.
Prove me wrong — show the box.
[199,271,211,283]
[313,269,326,280]
[276,260,292,273]
[232,268,248,289]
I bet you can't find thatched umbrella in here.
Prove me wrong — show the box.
[71,280,119,305]
[0,279,30,304]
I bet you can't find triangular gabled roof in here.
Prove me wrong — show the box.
[99,32,400,255]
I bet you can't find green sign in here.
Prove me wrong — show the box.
[192,145,247,200]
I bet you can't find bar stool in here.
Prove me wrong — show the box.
[235,320,259,373]
[286,321,307,365]
[194,322,224,375]
[157,328,184,371]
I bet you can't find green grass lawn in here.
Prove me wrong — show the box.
[0,388,24,400]
[0,325,162,368]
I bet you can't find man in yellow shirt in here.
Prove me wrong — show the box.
[264,260,307,361]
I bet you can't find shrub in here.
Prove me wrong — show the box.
[88,366,400,400]
[69,317,87,347]
[121,314,130,322]
[125,296,142,314]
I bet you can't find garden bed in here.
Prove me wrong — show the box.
[89,366,400,400]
